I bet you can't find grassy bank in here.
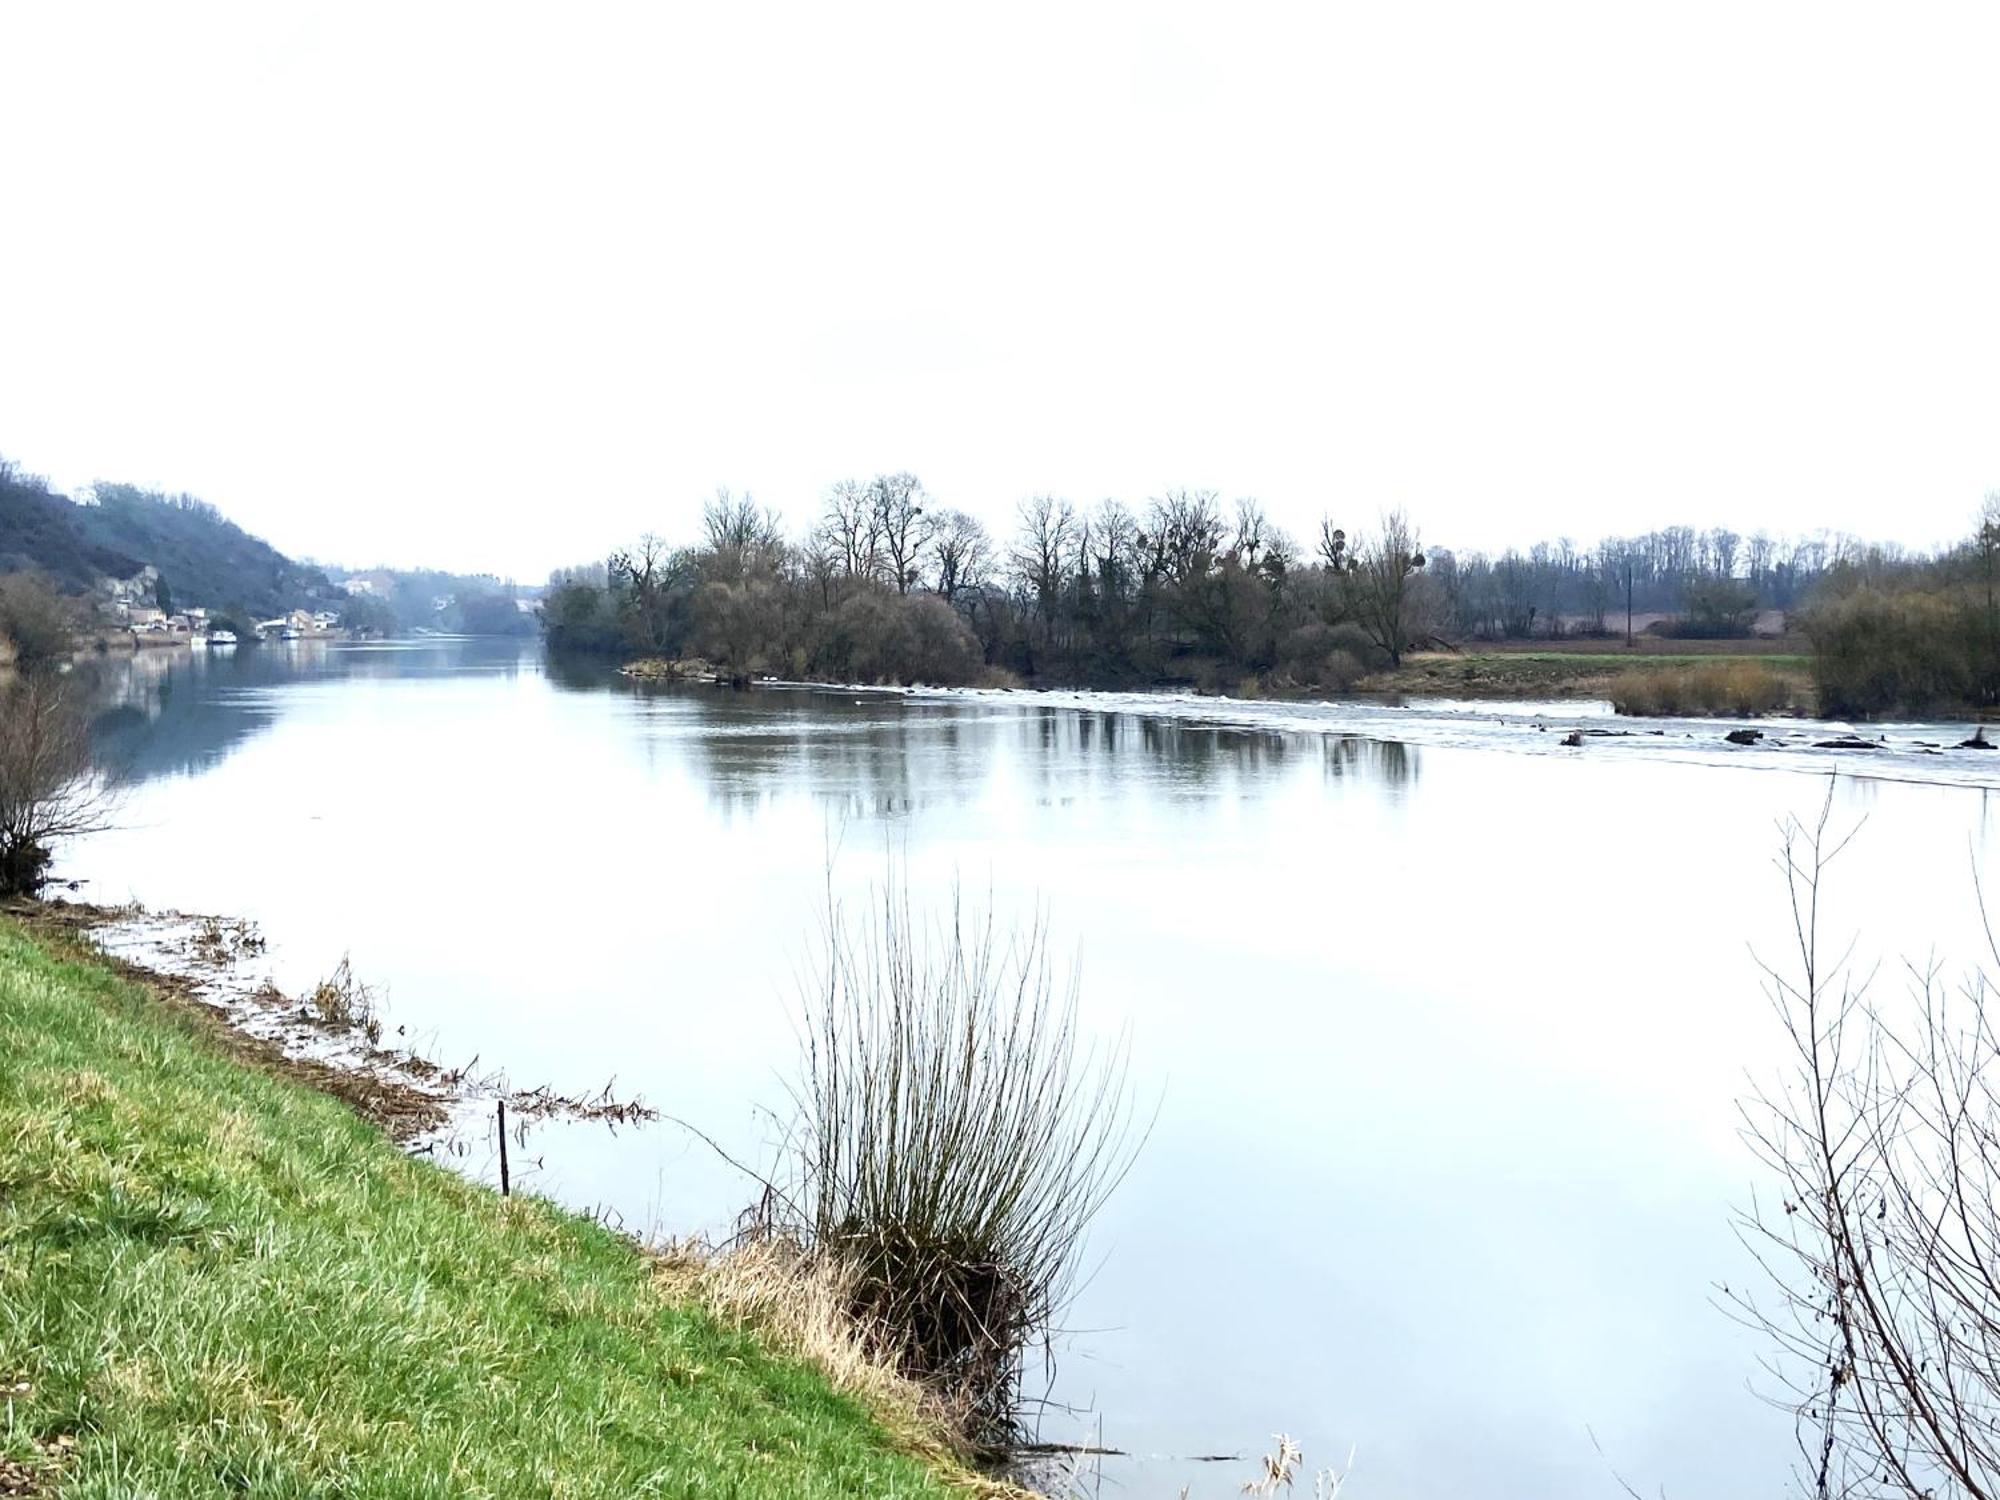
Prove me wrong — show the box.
[1364,645,1815,709]
[0,914,975,1498]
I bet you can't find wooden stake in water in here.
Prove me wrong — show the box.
[497,1099,510,1197]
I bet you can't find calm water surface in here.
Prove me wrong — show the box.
[58,639,2000,1497]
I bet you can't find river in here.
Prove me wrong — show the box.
[55,636,2000,1497]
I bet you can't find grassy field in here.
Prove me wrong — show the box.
[0,914,971,1499]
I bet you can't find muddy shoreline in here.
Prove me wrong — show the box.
[5,899,654,1151]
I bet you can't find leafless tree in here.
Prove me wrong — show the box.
[1975,494,2000,641]
[1088,499,1140,586]
[818,479,880,582]
[928,509,990,602]
[1141,490,1225,585]
[607,533,684,653]
[699,489,786,589]
[1344,510,1428,666]
[0,672,112,897]
[1737,797,2000,1499]
[800,527,844,610]
[1010,495,1078,613]
[868,472,933,595]
[701,488,781,555]
[1231,498,1270,562]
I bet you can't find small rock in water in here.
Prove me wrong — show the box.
[1814,736,1880,750]
[1559,730,1584,747]
[1725,728,1763,745]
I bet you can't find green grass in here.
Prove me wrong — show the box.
[0,917,961,1499]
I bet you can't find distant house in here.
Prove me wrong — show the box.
[127,606,167,629]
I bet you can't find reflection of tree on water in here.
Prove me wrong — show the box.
[86,639,532,785]
[1321,735,1417,787]
[541,650,624,694]
[604,684,1425,819]
[621,685,942,820]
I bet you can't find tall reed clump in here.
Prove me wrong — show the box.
[1609,659,1796,717]
[785,887,1142,1448]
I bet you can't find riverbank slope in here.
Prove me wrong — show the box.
[0,914,972,1498]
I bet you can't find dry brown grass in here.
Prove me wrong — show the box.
[650,1235,1033,1498]
[304,956,381,1043]
[1609,659,1798,717]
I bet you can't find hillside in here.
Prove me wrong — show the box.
[0,463,340,619]
[77,483,342,618]
[0,464,140,591]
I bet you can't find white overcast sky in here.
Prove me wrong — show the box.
[2,2,1995,578]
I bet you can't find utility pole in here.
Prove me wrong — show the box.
[1625,557,1635,649]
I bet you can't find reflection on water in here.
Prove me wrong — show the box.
[84,641,530,784]
[56,639,2000,1498]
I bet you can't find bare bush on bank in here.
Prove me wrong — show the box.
[0,670,111,898]
[0,571,78,668]
[779,884,1146,1448]
[1739,800,2000,1498]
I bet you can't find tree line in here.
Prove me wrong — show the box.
[1440,526,1849,641]
[542,474,1925,692]
[543,479,1448,691]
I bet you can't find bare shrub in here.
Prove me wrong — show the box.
[784,886,1144,1445]
[0,671,110,897]
[1738,800,2000,1497]
[0,573,78,667]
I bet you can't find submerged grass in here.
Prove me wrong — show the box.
[0,915,972,1498]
